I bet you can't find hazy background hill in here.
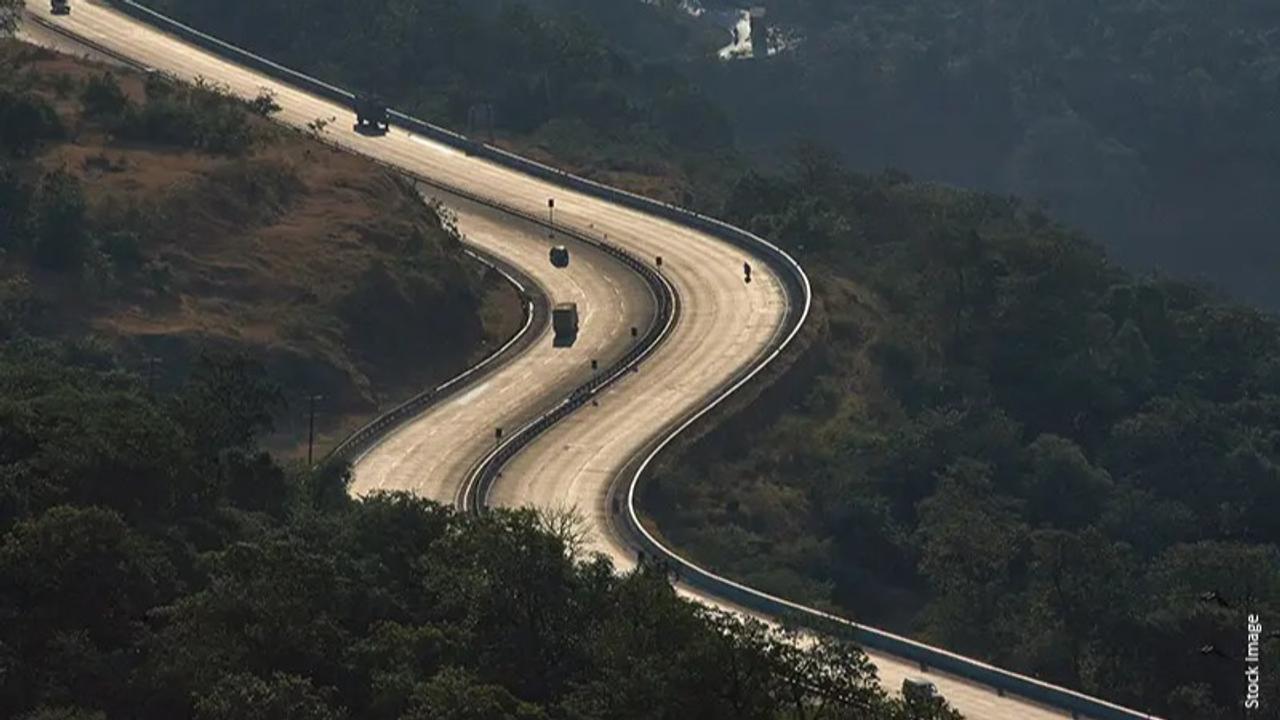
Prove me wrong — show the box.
[693,0,1280,309]
[153,0,1280,308]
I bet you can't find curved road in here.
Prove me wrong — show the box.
[22,3,1113,717]
[352,193,656,501]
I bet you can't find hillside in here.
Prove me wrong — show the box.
[0,339,963,719]
[646,153,1280,719]
[0,40,520,456]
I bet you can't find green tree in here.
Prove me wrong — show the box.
[916,460,1026,653]
[17,708,107,720]
[0,160,29,252]
[1024,528,1136,688]
[0,90,64,157]
[32,169,90,271]
[0,506,173,712]
[1022,435,1112,528]
[194,673,346,720]
[403,668,541,720]
[170,351,283,460]
[0,0,19,34]
[80,73,131,121]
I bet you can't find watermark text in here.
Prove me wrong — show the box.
[1246,614,1262,711]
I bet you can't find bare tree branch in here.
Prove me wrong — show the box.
[534,503,593,561]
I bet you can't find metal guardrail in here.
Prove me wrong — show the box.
[83,4,1161,718]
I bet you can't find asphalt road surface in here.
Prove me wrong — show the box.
[21,2,1108,716]
[353,194,656,503]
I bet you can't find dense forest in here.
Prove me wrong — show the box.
[701,0,1280,309]
[649,151,1280,719]
[1,41,515,455]
[0,337,964,720]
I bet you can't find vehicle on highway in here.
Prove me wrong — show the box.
[902,677,941,703]
[552,302,579,344]
[550,245,570,268]
[353,94,389,135]
[51,0,70,15]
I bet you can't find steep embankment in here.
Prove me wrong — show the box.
[0,40,520,455]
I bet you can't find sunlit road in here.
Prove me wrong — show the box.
[352,195,655,501]
[18,2,1115,716]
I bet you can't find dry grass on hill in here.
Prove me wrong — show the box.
[1,40,522,456]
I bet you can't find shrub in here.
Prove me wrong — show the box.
[80,72,130,121]
[100,230,145,274]
[0,89,63,156]
[32,169,90,271]
[116,80,256,154]
[247,89,281,117]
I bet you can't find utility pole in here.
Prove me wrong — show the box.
[307,394,323,466]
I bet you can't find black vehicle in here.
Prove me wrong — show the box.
[353,94,389,135]
[552,302,579,346]
[550,245,570,268]
[51,0,71,15]
[901,677,941,704]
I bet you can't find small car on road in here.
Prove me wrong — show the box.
[550,245,569,268]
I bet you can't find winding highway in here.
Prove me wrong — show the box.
[350,194,658,504]
[18,2,1157,718]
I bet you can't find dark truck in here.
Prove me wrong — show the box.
[353,94,389,134]
[51,0,71,15]
[901,678,941,705]
[552,302,579,344]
